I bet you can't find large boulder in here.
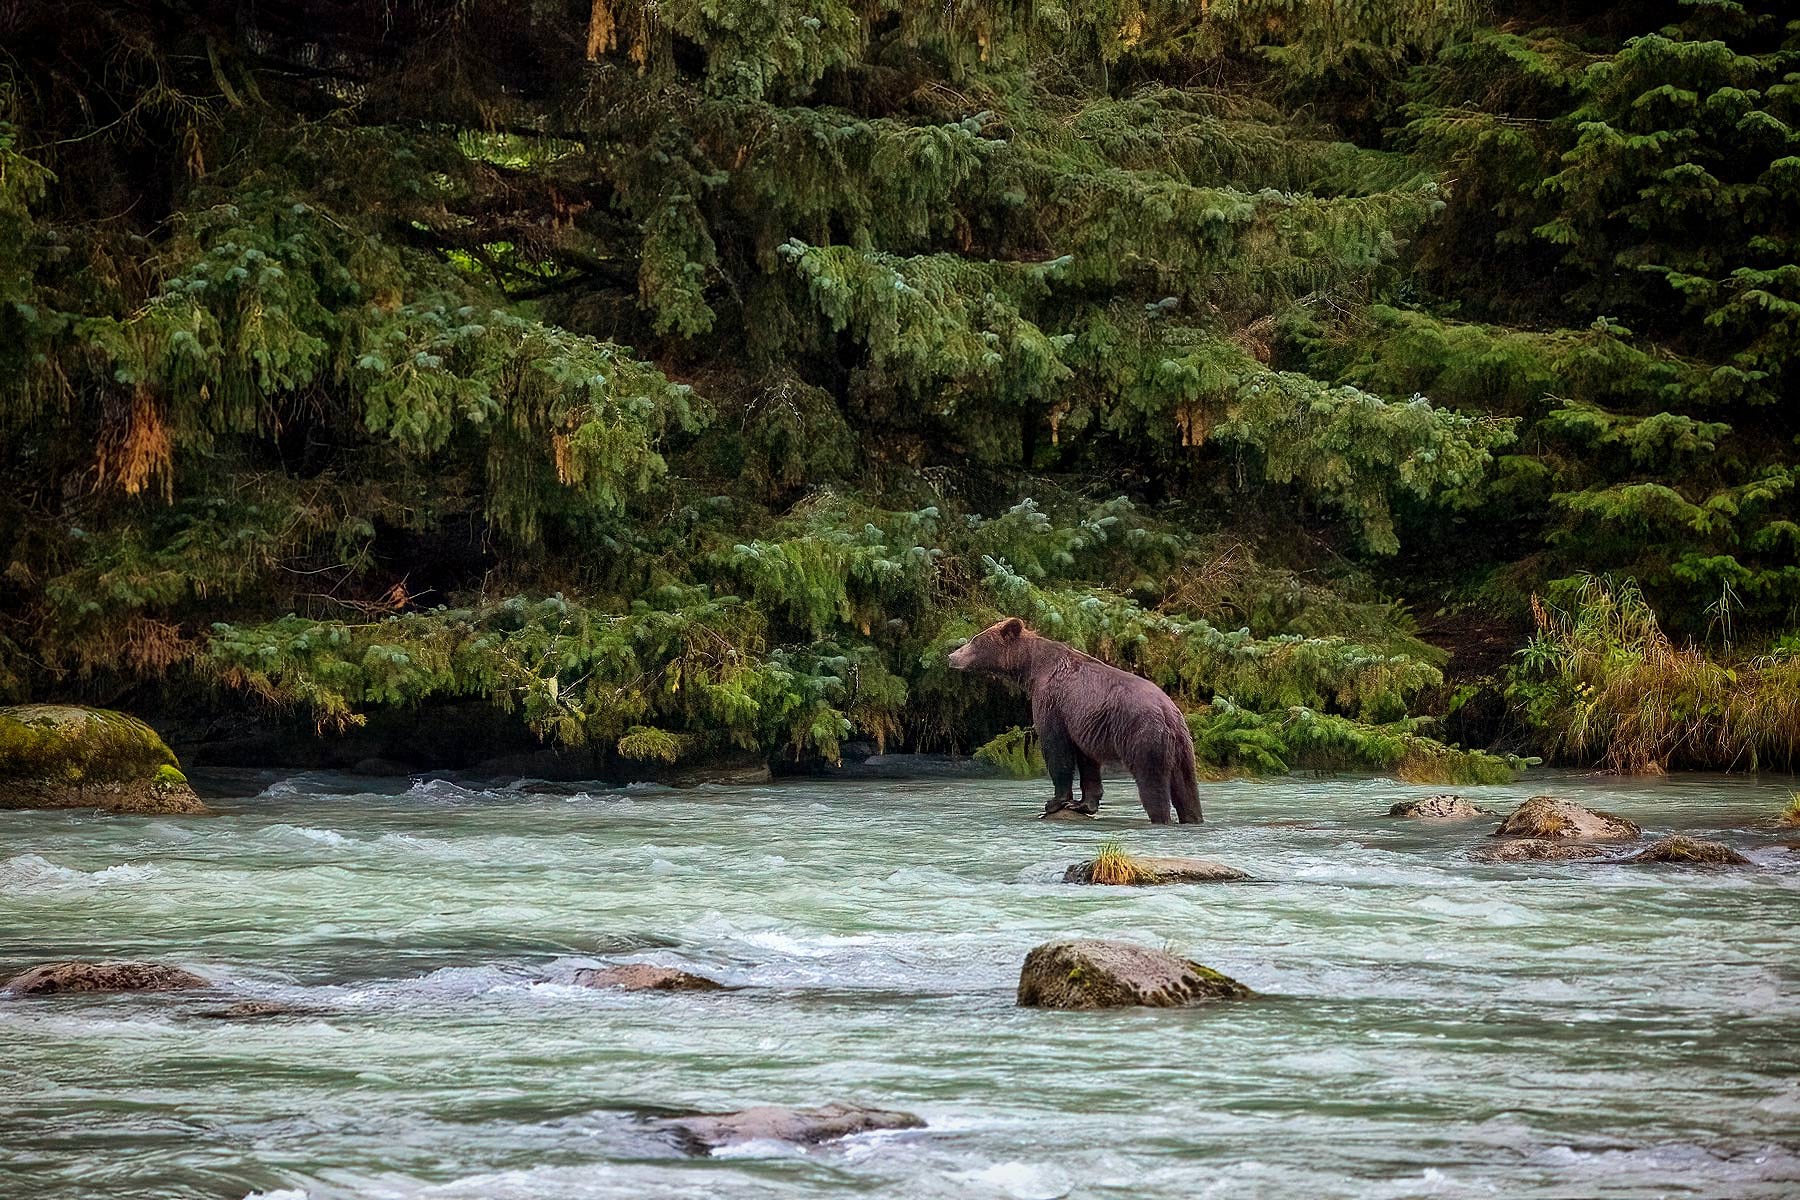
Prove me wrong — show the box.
[1063,856,1247,884]
[1016,938,1251,1010]
[1388,794,1494,820]
[575,964,726,992]
[1625,836,1752,866]
[0,705,206,815]
[1492,796,1640,841]
[1469,839,1616,863]
[4,960,210,995]
[651,1103,924,1155]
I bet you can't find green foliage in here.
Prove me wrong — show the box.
[975,726,1045,778]
[8,0,1793,780]
[1187,700,1525,783]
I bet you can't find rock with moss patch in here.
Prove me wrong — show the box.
[1063,856,1247,884]
[0,705,206,815]
[1017,938,1251,1009]
[1388,794,1494,820]
[1625,836,1751,866]
[650,1102,923,1155]
[574,964,727,992]
[3,960,211,995]
[1469,838,1616,863]
[1491,796,1639,841]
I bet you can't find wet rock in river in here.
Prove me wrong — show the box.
[0,704,207,815]
[1039,806,1096,821]
[665,760,774,787]
[4,960,210,995]
[652,1103,924,1155]
[1492,796,1641,841]
[1625,836,1752,866]
[1063,855,1247,884]
[574,964,727,992]
[1388,794,1494,820]
[1016,938,1251,1010]
[1469,838,1617,863]
[194,1000,332,1020]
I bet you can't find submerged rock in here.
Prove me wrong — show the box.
[1039,806,1096,822]
[1492,796,1640,841]
[1063,856,1247,884]
[1388,794,1493,820]
[1469,838,1616,863]
[194,1000,332,1020]
[0,705,206,815]
[1625,836,1752,866]
[652,1103,924,1155]
[4,960,210,995]
[574,964,726,992]
[1016,938,1251,1010]
[665,761,774,787]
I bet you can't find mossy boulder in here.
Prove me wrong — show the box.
[3,960,210,995]
[1388,794,1494,820]
[1017,938,1252,1010]
[1063,855,1247,884]
[1625,836,1752,866]
[0,705,206,814]
[1491,796,1640,841]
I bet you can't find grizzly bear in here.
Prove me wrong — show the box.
[948,617,1203,824]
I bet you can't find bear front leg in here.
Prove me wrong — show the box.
[1038,720,1078,814]
[1075,750,1102,814]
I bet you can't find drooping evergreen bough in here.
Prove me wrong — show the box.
[1,0,1792,775]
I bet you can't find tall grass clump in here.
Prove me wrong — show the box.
[1778,793,1800,828]
[1089,838,1156,886]
[1511,576,1800,773]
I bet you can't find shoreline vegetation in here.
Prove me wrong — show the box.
[3,2,1797,781]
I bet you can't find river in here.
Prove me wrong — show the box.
[2,769,1796,1199]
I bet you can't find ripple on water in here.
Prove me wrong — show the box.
[0,853,156,894]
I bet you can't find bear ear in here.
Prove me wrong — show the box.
[1000,617,1024,641]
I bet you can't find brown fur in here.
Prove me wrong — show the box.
[949,618,1203,824]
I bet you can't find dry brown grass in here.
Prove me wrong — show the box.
[1520,578,1800,772]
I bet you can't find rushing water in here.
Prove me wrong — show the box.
[2,769,1797,1199]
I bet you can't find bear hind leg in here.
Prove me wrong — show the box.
[1170,767,1203,824]
[1133,764,1172,825]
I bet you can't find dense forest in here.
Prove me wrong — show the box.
[2,0,1795,778]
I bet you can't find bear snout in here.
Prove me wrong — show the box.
[946,641,974,670]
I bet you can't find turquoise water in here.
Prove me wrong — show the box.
[2,770,1797,1199]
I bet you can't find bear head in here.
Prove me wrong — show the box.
[946,617,1032,676]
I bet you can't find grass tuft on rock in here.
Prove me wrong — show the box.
[1779,793,1800,828]
[1088,838,1156,886]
